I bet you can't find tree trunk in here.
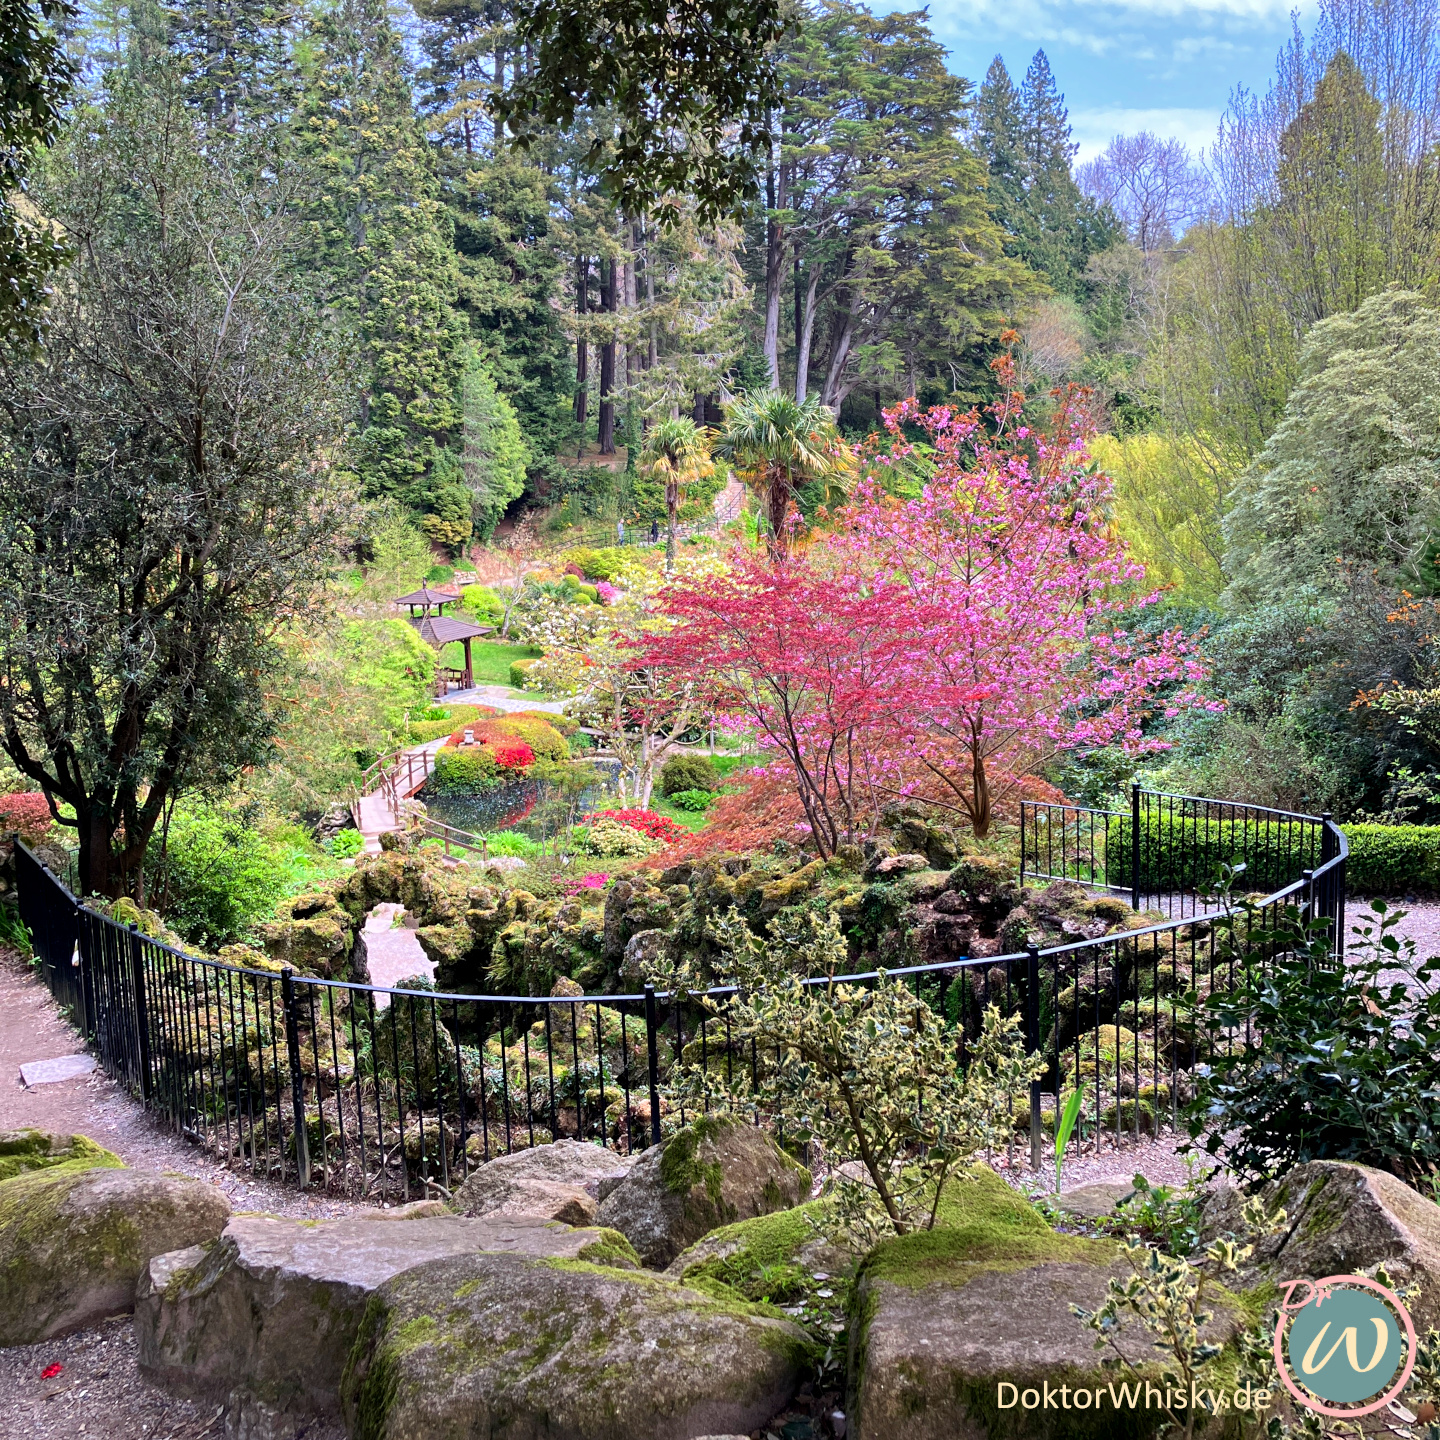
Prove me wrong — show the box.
[765,464,790,559]
[574,255,589,429]
[762,153,784,390]
[598,256,616,453]
[820,298,855,410]
[666,477,679,571]
[971,749,992,840]
[795,264,820,402]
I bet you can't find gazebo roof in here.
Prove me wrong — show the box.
[394,585,457,610]
[414,614,494,647]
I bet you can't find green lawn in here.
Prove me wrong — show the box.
[440,639,542,685]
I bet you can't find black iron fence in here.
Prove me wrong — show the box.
[16,787,1348,1198]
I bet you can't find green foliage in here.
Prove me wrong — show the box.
[577,816,661,856]
[668,788,715,812]
[149,801,338,949]
[659,753,719,796]
[1106,810,1440,896]
[1053,1086,1083,1194]
[458,585,504,625]
[1187,900,1440,1187]
[1071,1194,1287,1440]
[1108,1173,1204,1258]
[559,546,630,581]
[294,0,466,519]
[510,656,541,688]
[1225,289,1440,600]
[0,66,354,896]
[337,620,437,740]
[328,830,364,859]
[660,909,1044,1243]
[0,0,72,351]
[458,357,530,541]
[478,829,542,859]
[974,52,1117,298]
[428,745,503,794]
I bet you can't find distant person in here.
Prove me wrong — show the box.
[650,519,659,543]
[617,519,625,543]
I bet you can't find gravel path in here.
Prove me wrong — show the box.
[0,946,367,1220]
[0,947,362,1439]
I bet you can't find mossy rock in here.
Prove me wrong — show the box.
[0,1165,230,1345]
[136,1211,639,1434]
[340,1251,814,1440]
[666,1199,860,1303]
[848,1166,1242,1439]
[0,1128,122,1183]
[598,1115,812,1269]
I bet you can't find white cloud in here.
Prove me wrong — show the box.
[1070,105,1223,160]
[924,0,1295,45]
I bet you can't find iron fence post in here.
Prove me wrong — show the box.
[128,923,152,1106]
[1019,802,1026,887]
[281,969,311,1188]
[1025,942,1042,1172]
[1130,783,1141,912]
[643,984,663,1148]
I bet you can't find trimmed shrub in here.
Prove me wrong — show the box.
[406,703,503,744]
[579,817,662,857]
[1104,813,1440,896]
[659,754,720,797]
[510,656,541,688]
[668,788,715,812]
[559,546,629,581]
[446,715,568,765]
[1345,824,1440,894]
[595,808,688,844]
[490,739,535,770]
[508,709,580,738]
[429,744,502,794]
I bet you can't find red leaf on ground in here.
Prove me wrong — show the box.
[40,1363,62,1379]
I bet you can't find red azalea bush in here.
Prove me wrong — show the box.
[0,792,54,846]
[447,715,568,763]
[597,809,687,844]
[490,739,535,770]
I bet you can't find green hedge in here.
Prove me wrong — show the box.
[510,656,541,688]
[1101,815,1440,896]
[429,746,503,794]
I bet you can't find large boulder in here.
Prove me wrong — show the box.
[342,1250,814,1440]
[1202,1160,1440,1330]
[598,1115,812,1269]
[0,1164,229,1345]
[0,1127,122,1182]
[848,1167,1241,1440]
[455,1139,635,1227]
[136,1210,641,1439]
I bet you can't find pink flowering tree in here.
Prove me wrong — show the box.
[652,359,1212,848]
[839,365,1211,837]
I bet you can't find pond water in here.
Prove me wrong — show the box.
[419,758,622,841]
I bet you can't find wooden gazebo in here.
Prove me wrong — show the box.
[395,585,493,694]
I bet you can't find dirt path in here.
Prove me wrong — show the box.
[0,946,364,1220]
[0,948,358,1438]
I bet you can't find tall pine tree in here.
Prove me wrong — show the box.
[295,0,469,536]
[166,0,295,128]
[974,50,1117,295]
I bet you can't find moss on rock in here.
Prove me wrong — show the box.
[0,1128,123,1183]
[341,1250,813,1440]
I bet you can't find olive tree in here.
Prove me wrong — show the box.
[0,65,355,898]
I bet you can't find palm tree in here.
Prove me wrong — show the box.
[638,416,715,571]
[714,391,855,559]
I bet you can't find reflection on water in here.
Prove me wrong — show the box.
[420,759,622,839]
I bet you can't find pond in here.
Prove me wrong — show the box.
[419,758,622,841]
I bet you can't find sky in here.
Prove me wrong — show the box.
[921,0,1318,160]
